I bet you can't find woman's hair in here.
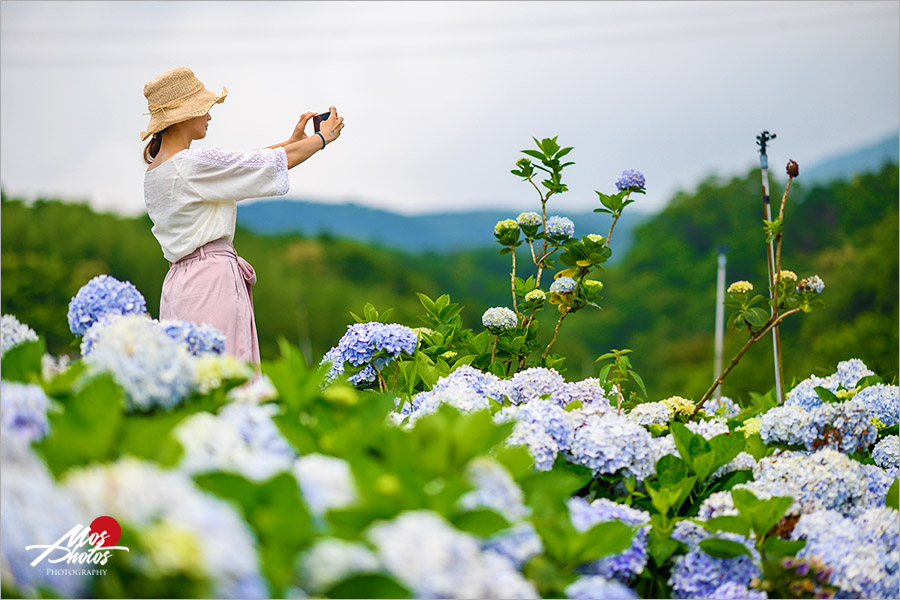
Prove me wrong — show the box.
[142,128,168,164]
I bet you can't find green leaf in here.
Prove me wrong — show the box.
[856,374,883,388]
[731,489,793,539]
[324,574,412,599]
[744,307,768,328]
[575,520,636,564]
[887,478,899,510]
[648,534,682,566]
[814,386,841,404]
[656,454,689,487]
[762,536,806,558]
[629,370,647,398]
[0,338,46,383]
[452,509,511,538]
[707,432,746,474]
[33,373,124,477]
[699,538,752,559]
[698,515,751,537]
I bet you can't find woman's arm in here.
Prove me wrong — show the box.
[281,106,344,169]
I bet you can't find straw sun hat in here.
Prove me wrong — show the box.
[140,67,227,141]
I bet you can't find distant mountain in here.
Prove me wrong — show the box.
[236,200,650,258]
[802,131,898,185]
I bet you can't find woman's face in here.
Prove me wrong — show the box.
[177,113,211,140]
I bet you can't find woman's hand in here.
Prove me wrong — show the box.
[289,112,318,143]
[319,106,345,144]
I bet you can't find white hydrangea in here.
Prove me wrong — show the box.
[627,401,670,427]
[293,454,359,517]
[297,538,381,593]
[0,314,39,357]
[458,457,529,522]
[366,510,538,599]
[62,457,266,598]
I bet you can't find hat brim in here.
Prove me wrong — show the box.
[140,87,227,141]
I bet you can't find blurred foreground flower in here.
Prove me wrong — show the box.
[1,314,38,357]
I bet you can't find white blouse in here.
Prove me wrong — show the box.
[144,146,290,263]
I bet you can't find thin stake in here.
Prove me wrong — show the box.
[756,131,785,404]
[713,248,727,399]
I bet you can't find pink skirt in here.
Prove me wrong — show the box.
[159,237,260,365]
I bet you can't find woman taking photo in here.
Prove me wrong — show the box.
[141,67,344,365]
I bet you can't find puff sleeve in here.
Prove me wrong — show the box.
[177,147,290,203]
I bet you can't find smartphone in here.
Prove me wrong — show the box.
[313,111,330,133]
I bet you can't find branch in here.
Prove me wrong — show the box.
[693,307,803,415]
[540,309,569,360]
[510,248,519,314]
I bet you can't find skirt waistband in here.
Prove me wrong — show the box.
[169,237,257,286]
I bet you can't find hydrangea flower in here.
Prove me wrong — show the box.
[83,314,195,412]
[507,367,566,405]
[297,538,381,593]
[159,319,226,356]
[546,215,575,239]
[495,400,574,470]
[321,322,418,385]
[702,396,740,419]
[778,269,798,283]
[568,496,650,581]
[761,399,878,453]
[797,275,825,294]
[2,437,92,599]
[785,373,840,410]
[549,378,612,411]
[481,521,543,569]
[615,170,646,192]
[791,507,899,598]
[0,382,51,442]
[401,366,508,426]
[566,575,638,599]
[872,435,899,473]
[193,354,255,394]
[62,457,267,598]
[458,457,529,522]
[482,307,518,333]
[628,401,670,427]
[293,454,359,518]
[708,582,768,599]
[66,274,147,336]
[1,314,39,357]
[853,384,899,427]
[174,403,296,481]
[667,525,761,599]
[516,211,542,227]
[662,396,695,420]
[726,281,753,294]
[366,510,539,599]
[494,219,519,236]
[524,289,546,303]
[227,374,279,404]
[736,416,761,436]
[550,277,577,294]
[565,411,655,481]
[834,358,875,389]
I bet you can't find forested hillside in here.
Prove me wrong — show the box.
[2,162,896,402]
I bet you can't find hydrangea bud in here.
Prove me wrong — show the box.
[524,289,546,304]
[727,281,754,294]
[494,219,519,236]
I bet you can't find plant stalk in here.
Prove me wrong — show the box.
[541,309,569,360]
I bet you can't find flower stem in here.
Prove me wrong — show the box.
[510,246,519,314]
[693,307,803,416]
[490,335,499,365]
[541,309,569,360]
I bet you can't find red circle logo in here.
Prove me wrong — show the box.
[89,516,122,547]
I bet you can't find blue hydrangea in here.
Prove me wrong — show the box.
[436,365,509,404]
[746,449,878,517]
[628,401,670,427]
[405,379,495,427]
[872,435,899,473]
[545,215,575,239]
[293,454,359,518]
[615,170,646,192]
[565,411,656,481]
[495,399,574,471]
[762,399,878,454]
[550,277,577,294]
[0,382,51,442]
[159,319,226,356]
[834,358,875,389]
[791,507,899,598]
[481,522,543,569]
[516,211,542,228]
[853,384,899,427]
[507,367,566,405]
[66,274,147,336]
[83,314,195,412]
[760,404,813,447]
[1,314,39,357]
[458,457,529,523]
[568,496,649,582]
[668,526,761,599]
[481,307,518,332]
[701,395,740,419]
[566,575,639,599]
[549,378,612,411]
[708,582,768,599]
[785,374,840,410]
[321,321,418,385]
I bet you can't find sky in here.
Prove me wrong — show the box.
[1,0,898,218]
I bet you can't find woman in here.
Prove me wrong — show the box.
[141,66,344,365]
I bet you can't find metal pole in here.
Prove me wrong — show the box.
[714,248,726,398]
[756,131,785,404]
